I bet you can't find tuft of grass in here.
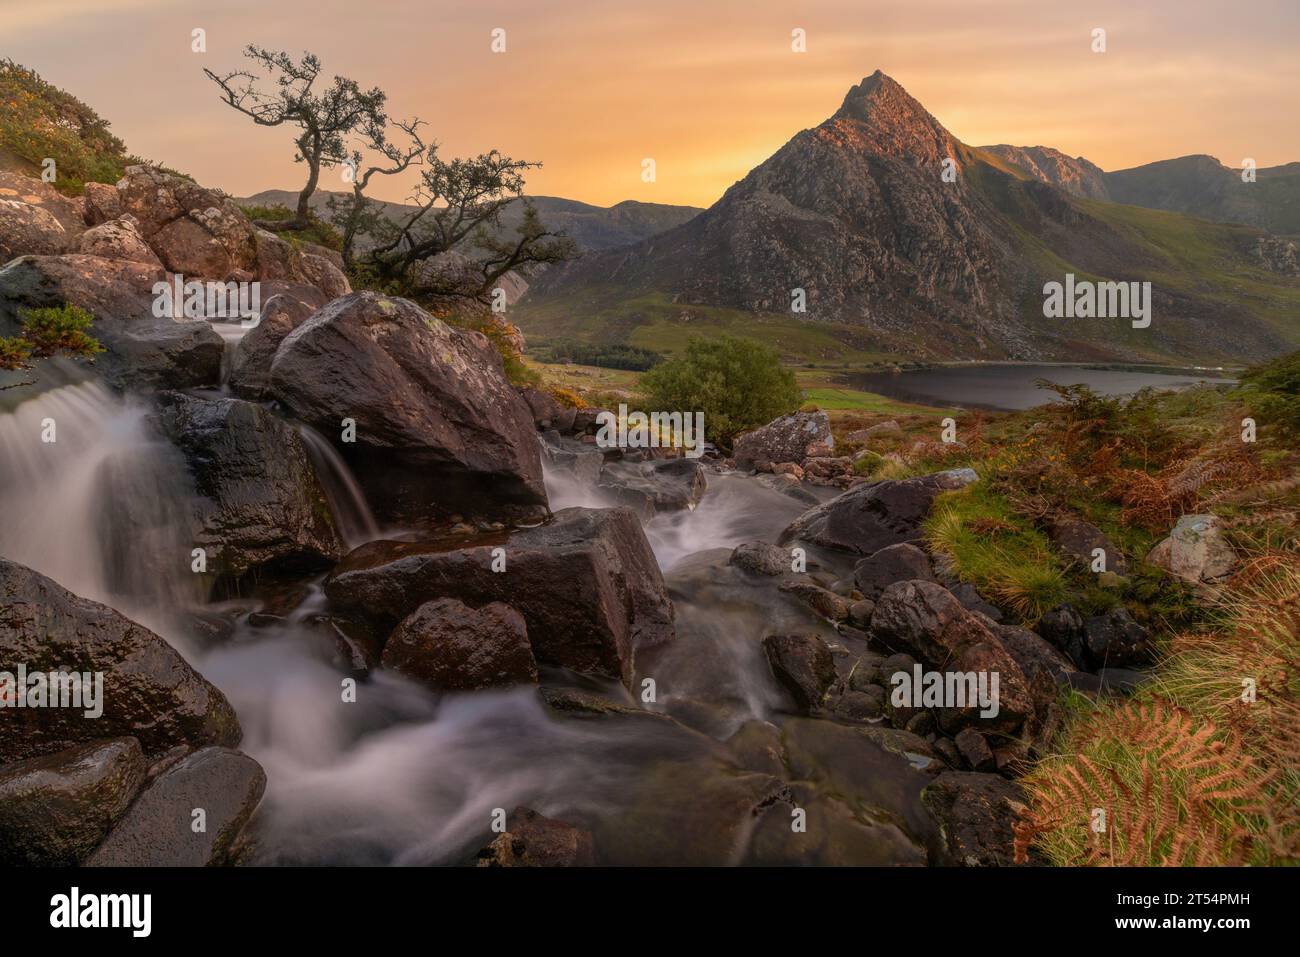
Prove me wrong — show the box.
[239,203,343,252]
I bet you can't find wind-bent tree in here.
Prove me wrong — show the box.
[360,149,578,298]
[204,47,388,232]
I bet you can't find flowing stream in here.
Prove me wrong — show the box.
[0,383,912,864]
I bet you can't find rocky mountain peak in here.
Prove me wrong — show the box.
[824,70,958,164]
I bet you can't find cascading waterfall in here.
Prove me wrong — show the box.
[0,380,203,642]
[297,424,381,548]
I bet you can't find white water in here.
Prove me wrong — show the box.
[297,425,381,549]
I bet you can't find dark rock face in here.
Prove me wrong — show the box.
[155,392,344,579]
[870,580,1033,734]
[992,621,1074,683]
[381,598,537,691]
[517,388,564,429]
[0,559,241,763]
[268,292,546,523]
[1049,517,1128,574]
[922,771,1029,866]
[326,507,673,687]
[854,542,935,599]
[0,254,223,390]
[1038,603,1086,666]
[85,747,266,866]
[227,292,324,399]
[761,634,836,713]
[475,807,595,867]
[778,580,852,622]
[728,541,791,576]
[953,728,995,772]
[779,469,977,555]
[733,411,832,469]
[598,457,707,515]
[0,738,147,865]
[1083,607,1152,668]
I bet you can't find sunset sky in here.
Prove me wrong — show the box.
[5,0,1298,209]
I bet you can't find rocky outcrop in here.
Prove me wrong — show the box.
[598,457,707,515]
[922,771,1029,866]
[74,214,162,266]
[853,542,935,599]
[381,598,537,691]
[1146,513,1235,586]
[733,411,833,469]
[268,292,546,523]
[1049,517,1127,574]
[0,196,66,262]
[84,747,266,866]
[326,507,673,687]
[0,738,147,865]
[251,229,350,296]
[476,806,596,866]
[82,182,122,226]
[0,254,223,390]
[154,392,344,579]
[0,558,242,763]
[227,291,324,399]
[0,171,86,238]
[779,468,977,555]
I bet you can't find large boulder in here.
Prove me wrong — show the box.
[853,542,936,600]
[0,197,67,262]
[82,182,122,226]
[227,291,325,399]
[1146,513,1235,586]
[598,457,707,515]
[779,468,978,555]
[381,598,537,691]
[0,171,86,237]
[250,229,350,297]
[0,558,242,763]
[733,410,832,469]
[85,747,266,866]
[74,214,162,266]
[1049,517,1127,574]
[0,738,147,865]
[326,507,673,687]
[0,254,222,390]
[115,166,257,278]
[1082,607,1152,668]
[268,292,546,523]
[728,541,792,576]
[154,392,344,579]
[870,580,1033,733]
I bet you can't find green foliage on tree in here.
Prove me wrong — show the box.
[0,304,104,371]
[0,59,133,194]
[638,335,800,448]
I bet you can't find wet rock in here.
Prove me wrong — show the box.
[155,392,344,579]
[778,580,852,622]
[728,541,791,576]
[871,580,1033,734]
[0,254,223,390]
[0,738,146,865]
[1083,607,1152,668]
[726,720,788,776]
[853,542,935,600]
[834,688,885,722]
[116,166,257,278]
[733,410,832,469]
[327,507,673,687]
[922,771,1029,866]
[0,196,67,262]
[761,633,836,713]
[947,581,1004,621]
[227,292,324,399]
[598,457,707,514]
[0,558,241,763]
[953,728,995,772]
[75,214,161,266]
[1038,603,1086,666]
[540,436,605,486]
[85,746,266,866]
[476,806,595,866]
[82,182,122,226]
[381,598,537,691]
[268,292,546,523]
[745,782,928,866]
[1146,513,1235,586]
[991,620,1075,683]
[848,598,876,628]
[1050,517,1127,574]
[779,468,977,555]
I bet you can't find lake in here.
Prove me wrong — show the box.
[843,363,1235,411]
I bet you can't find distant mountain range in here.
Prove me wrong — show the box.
[515,72,1300,365]
[237,189,702,253]
[982,146,1300,236]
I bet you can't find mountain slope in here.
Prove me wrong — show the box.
[238,188,702,252]
[519,72,1300,364]
[979,145,1111,200]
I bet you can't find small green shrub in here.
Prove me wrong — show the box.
[239,203,343,252]
[20,304,104,359]
[0,336,33,371]
[638,335,800,449]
